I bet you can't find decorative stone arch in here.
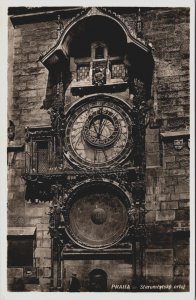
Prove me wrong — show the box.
[38,7,154,114]
[40,7,151,70]
[88,268,108,292]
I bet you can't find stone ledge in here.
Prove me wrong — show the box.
[160,130,189,139]
[7,144,25,152]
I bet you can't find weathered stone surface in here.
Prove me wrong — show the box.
[7,267,23,278]
[145,249,173,265]
[175,209,189,220]
[145,249,173,278]
[43,267,51,278]
[64,259,132,291]
[146,211,156,223]
[160,201,178,210]
[174,265,189,277]
[174,244,189,264]
[34,247,51,258]
[179,200,189,208]
[156,210,175,221]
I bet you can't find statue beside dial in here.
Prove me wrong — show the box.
[64,95,133,168]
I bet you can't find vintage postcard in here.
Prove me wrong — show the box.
[0,0,195,300]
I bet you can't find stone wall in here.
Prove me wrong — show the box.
[140,8,190,289]
[63,259,132,291]
[144,135,189,289]
[142,8,190,131]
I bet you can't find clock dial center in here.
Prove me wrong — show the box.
[91,207,107,225]
[83,110,120,149]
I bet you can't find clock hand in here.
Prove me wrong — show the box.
[99,118,108,136]
[92,121,99,136]
[98,107,104,136]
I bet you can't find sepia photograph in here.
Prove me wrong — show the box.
[0,1,195,299]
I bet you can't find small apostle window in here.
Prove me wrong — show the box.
[95,46,104,59]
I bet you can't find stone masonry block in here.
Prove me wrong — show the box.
[25,206,46,217]
[156,210,175,221]
[175,185,189,193]
[146,142,160,153]
[164,156,175,162]
[146,186,154,195]
[179,193,189,200]
[146,202,159,210]
[161,201,178,210]
[180,160,189,168]
[43,230,50,238]
[165,176,178,187]
[156,194,170,201]
[35,247,51,258]
[43,267,51,278]
[37,224,49,231]
[174,265,189,277]
[169,169,186,176]
[145,249,173,265]
[174,244,189,264]
[166,161,180,169]
[39,278,51,291]
[42,238,51,248]
[145,134,159,143]
[179,200,189,208]
[146,211,156,223]
[145,264,173,277]
[171,193,180,200]
[7,268,23,278]
[175,209,189,221]
[26,217,42,226]
[161,185,175,194]
[145,194,156,202]
[146,153,160,166]
[40,257,51,268]
[19,90,37,98]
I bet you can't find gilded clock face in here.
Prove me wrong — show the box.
[64,182,129,249]
[65,96,133,168]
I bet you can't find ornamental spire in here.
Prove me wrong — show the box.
[136,8,143,38]
[56,14,64,39]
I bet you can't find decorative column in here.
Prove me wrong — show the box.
[48,184,64,291]
[130,78,149,289]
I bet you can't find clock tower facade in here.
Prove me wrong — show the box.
[7,6,190,292]
[35,8,154,290]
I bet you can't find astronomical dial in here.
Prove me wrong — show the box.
[65,96,133,168]
[64,182,129,249]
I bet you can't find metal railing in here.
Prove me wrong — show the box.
[25,151,64,175]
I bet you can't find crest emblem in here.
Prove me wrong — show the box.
[173,139,184,150]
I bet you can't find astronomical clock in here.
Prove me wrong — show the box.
[64,95,133,169]
[61,94,136,250]
[24,7,153,291]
